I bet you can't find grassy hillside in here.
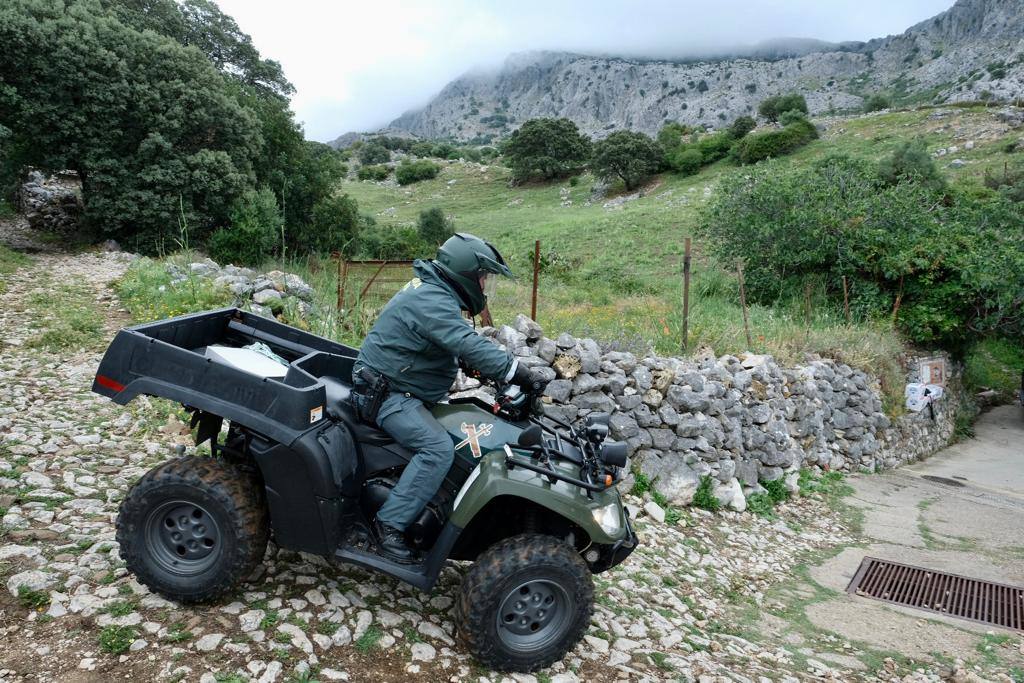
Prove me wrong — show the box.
[335,105,1022,386]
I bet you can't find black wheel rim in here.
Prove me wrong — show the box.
[144,500,223,577]
[495,578,574,653]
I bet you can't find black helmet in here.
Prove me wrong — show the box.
[434,232,513,315]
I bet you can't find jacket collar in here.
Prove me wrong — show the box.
[413,259,472,311]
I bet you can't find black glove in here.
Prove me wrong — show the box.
[512,362,546,392]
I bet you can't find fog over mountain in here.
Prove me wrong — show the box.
[214,0,958,141]
[370,0,1024,143]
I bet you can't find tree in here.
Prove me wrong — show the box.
[758,93,808,122]
[0,0,262,250]
[358,142,390,165]
[418,207,453,246]
[728,116,756,140]
[863,93,892,112]
[299,193,363,255]
[591,131,662,191]
[503,118,591,182]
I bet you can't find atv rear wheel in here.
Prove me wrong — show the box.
[116,456,268,604]
[456,534,593,672]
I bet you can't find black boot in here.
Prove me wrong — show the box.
[373,519,417,563]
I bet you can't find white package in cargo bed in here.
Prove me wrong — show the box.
[205,345,288,378]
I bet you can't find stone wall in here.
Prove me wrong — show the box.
[480,315,962,512]
[18,170,83,235]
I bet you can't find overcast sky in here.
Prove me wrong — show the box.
[215,0,956,142]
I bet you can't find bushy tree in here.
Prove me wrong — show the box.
[878,140,945,192]
[207,187,280,266]
[357,165,390,181]
[863,93,892,112]
[728,116,756,140]
[504,118,591,182]
[395,159,440,186]
[591,131,662,190]
[0,0,262,249]
[358,142,390,165]
[757,93,808,122]
[298,193,363,255]
[700,155,1024,346]
[417,207,453,246]
[357,225,429,260]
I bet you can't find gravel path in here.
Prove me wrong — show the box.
[0,226,903,683]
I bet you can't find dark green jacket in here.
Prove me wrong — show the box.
[355,260,514,403]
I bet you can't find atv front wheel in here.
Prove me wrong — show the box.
[456,534,594,672]
[116,456,268,604]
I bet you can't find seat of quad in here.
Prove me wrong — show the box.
[319,376,394,446]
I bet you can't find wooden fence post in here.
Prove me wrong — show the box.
[531,239,540,321]
[842,275,851,324]
[336,256,349,311]
[681,237,691,352]
[736,259,753,351]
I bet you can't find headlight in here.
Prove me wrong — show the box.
[592,503,622,535]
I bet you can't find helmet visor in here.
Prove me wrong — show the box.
[480,272,498,299]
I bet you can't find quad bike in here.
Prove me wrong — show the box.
[92,308,637,671]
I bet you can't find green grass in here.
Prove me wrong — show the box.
[964,337,1023,403]
[17,585,50,609]
[355,626,383,653]
[24,281,103,351]
[115,254,233,323]
[0,244,30,294]
[101,599,137,617]
[692,475,720,511]
[98,625,138,654]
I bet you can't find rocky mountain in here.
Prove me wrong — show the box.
[371,0,1024,142]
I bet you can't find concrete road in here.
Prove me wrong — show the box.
[761,405,1024,674]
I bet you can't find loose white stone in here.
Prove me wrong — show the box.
[411,642,436,662]
[194,633,224,652]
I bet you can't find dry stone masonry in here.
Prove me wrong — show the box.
[478,315,960,512]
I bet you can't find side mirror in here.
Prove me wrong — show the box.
[517,424,544,448]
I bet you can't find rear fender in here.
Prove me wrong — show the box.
[448,450,627,547]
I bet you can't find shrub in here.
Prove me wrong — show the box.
[728,116,756,140]
[699,155,1024,346]
[358,142,389,165]
[357,164,390,181]
[696,80,709,93]
[695,132,734,164]
[778,109,807,126]
[417,207,453,247]
[395,159,440,186]
[863,93,892,112]
[878,140,945,191]
[757,93,808,122]
[207,188,280,266]
[982,162,1024,203]
[357,225,430,260]
[731,118,818,164]
[294,193,363,255]
[409,141,436,158]
[591,130,662,191]
[504,118,591,182]
[668,146,703,175]
[657,122,691,151]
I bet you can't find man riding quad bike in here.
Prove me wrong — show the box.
[91,234,638,672]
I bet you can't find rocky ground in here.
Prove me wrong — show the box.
[0,222,1015,682]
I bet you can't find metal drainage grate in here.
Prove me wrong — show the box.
[848,557,1024,631]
